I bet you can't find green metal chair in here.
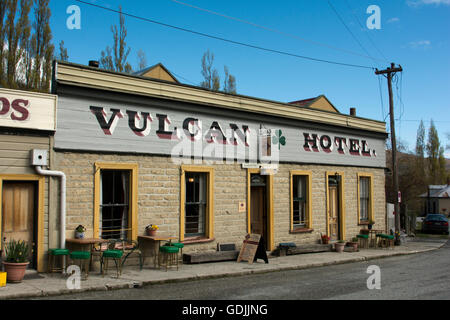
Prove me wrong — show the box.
[165,242,184,265]
[100,240,124,278]
[48,248,70,274]
[69,250,91,279]
[356,234,369,249]
[159,245,179,271]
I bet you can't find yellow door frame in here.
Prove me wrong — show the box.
[0,174,45,272]
[247,168,274,251]
[325,171,346,240]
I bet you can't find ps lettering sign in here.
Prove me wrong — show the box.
[0,97,29,121]
[0,88,57,131]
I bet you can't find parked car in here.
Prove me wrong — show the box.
[421,214,449,235]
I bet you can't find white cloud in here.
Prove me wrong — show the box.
[409,40,432,48]
[407,0,450,7]
[387,17,400,23]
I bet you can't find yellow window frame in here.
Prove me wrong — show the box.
[290,171,312,231]
[94,163,138,241]
[357,173,374,224]
[180,165,214,242]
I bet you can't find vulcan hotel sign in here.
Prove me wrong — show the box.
[54,95,386,168]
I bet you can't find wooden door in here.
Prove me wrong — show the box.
[328,186,340,241]
[2,182,35,263]
[250,186,266,240]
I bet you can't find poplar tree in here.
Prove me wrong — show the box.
[200,50,237,93]
[100,6,132,73]
[426,120,443,184]
[223,65,236,94]
[415,120,426,182]
[30,0,54,92]
[200,49,220,91]
[58,40,68,61]
[0,0,7,86]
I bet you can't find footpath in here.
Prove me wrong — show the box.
[0,238,447,300]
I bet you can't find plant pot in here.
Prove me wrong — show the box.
[321,238,329,244]
[2,262,29,283]
[75,231,85,239]
[146,229,157,236]
[334,242,345,253]
[348,242,358,251]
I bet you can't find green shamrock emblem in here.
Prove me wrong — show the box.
[272,130,286,150]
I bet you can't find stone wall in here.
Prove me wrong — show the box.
[51,151,386,259]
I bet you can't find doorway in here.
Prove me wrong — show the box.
[1,181,37,268]
[327,174,343,241]
[249,173,269,249]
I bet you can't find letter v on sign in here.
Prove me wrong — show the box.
[90,106,124,135]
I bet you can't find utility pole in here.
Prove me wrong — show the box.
[375,63,403,244]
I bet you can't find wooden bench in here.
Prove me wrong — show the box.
[273,244,333,256]
[183,251,240,264]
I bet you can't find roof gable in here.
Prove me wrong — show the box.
[289,95,340,113]
[134,63,179,83]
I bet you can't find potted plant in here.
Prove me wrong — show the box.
[368,219,375,230]
[335,240,346,253]
[145,224,159,236]
[2,239,30,283]
[75,225,86,239]
[347,237,359,251]
[321,234,330,244]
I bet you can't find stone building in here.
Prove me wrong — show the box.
[47,61,387,262]
[0,88,57,272]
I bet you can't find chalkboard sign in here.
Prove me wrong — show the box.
[237,234,268,264]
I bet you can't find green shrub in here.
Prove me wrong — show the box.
[5,239,30,263]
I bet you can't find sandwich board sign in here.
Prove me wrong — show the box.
[237,234,268,264]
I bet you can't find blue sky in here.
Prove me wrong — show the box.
[50,0,450,157]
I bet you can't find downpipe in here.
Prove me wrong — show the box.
[34,166,66,250]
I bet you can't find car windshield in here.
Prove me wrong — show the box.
[425,214,447,221]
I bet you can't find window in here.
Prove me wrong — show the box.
[181,166,214,242]
[185,172,207,236]
[94,163,138,241]
[100,170,130,239]
[290,171,312,231]
[293,176,307,228]
[358,174,373,224]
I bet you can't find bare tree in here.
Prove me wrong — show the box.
[100,6,132,73]
[58,40,68,61]
[200,49,220,91]
[223,65,236,94]
[30,0,54,92]
[136,49,147,71]
[0,0,7,86]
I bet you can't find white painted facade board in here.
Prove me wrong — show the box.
[54,93,386,168]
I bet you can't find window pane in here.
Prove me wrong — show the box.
[359,177,370,221]
[293,175,307,227]
[185,172,207,236]
[100,170,130,239]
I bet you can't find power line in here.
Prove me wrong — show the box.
[170,0,386,63]
[75,0,375,70]
[327,0,378,66]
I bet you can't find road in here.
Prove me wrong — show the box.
[32,239,450,300]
